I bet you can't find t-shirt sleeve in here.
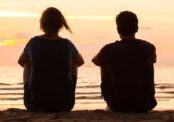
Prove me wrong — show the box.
[151,44,157,63]
[66,40,78,58]
[146,43,156,63]
[23,39,33,58]
[96,45,110,66]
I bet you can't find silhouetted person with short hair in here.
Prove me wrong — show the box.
[92,11,157,112]
[18,7,84,112]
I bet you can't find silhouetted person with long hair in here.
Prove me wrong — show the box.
[18,7,84,112]
[92,11,157,112]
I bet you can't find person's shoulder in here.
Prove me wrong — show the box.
[24,36,41,51]
[62,38,74,44]
[137,39,156,49]
[27,36,41,44]
[30,36,42,40]
[103,40,117,47]
[98,41,120,53]
[100,43,112,51]
[104,40,122,49]
[61,38,77,48]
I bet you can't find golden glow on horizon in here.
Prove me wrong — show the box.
[1,11,173,21]
[0,11,114,20]
[67,15,114,20]
[0,39,19,46]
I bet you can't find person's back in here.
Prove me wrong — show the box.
[28,37,73,111]
[100,39,156,112]
[92,11,157,112]
[18,7,84,112]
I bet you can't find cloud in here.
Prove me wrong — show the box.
[0,39,19,46]
[0,32,34,46]
[140,27,153,30]
[14,33,34,39]
[0,11,39,17]
[67,15,114,20]
[0,11,114,20]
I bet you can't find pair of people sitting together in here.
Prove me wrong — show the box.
[18,7,157,112]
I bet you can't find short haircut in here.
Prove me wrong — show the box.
[40,7,71,34]
[116,11,138,36]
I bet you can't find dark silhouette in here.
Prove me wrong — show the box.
[18,7,84,112]
[92,11,157,112]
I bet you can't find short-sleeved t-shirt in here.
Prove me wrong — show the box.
[24,36,78,60]
[23,36,79,105]
[24,36,78,83]
[97,39,157,109]
[98,39,156,66]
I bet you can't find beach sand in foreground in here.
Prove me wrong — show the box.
[0,108,174,122]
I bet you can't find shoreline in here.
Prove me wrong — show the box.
[1,98,174,122]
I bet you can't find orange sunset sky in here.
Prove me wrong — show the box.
[0,0,174,65]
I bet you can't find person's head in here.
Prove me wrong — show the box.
[40,7,71,35]
[116,11,138,37]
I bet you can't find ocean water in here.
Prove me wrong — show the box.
[0,65,174,110]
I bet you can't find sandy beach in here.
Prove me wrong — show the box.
[0,108,174,122]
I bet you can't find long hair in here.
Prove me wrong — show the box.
[40,7,72,34]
